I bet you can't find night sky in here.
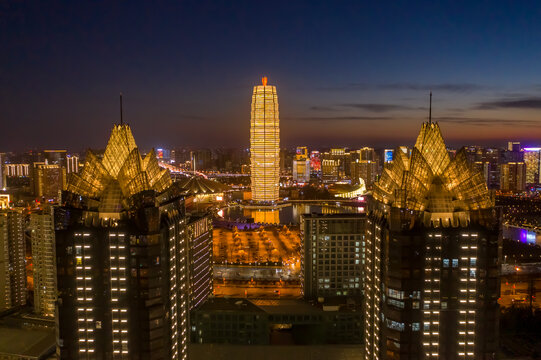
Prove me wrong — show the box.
[2,1,541,152]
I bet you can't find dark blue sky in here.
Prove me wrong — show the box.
[2,1,541,152]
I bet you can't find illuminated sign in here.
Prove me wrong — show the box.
[384,149,394,163]
[520,229,537,245]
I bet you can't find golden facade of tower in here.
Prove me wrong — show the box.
[250,77,280,202]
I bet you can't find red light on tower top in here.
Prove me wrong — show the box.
[262,76,268,86]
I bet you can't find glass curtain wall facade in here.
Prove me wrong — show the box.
[365,122,500,360]
[55,124,196,360]
[250,77,280,202]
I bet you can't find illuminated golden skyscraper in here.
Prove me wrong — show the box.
[365,121,500,360]
[250,77,280,202]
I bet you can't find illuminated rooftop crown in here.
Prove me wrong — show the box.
[372,122,493,211]
[66,124,172,201]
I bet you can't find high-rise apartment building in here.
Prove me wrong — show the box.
[300,213,365,300]
[30,207,57,317]
[55,124,210,360]
[293,146,310,183]
[186,214,213,310]
[0,208,26,311]
[365,122,500,360]
[523,147,541,185]
[351,147,378,187]
[250,77,280,202]
[500,162,526,192]
[32,162,66,201]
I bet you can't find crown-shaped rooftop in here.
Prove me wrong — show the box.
[66,125,172,203]
[372,122,493,212]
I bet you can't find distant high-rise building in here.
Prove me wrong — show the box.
[66,155,79,174]
[321,148,349,183]
[310,151,321,176]
[523,147,541,185]
[508,141,521,152]
[365,122,500,360]
[500,162,526,192]
[250,77,280,202]
[55,124,210,360]
[473,161,490,185]
[186,214,213,310]
[351,147,378,187]
[383,149,394,163]
[292,147,310,183]
[0,153,5,189]
[32,162,66,201]
[300,213,365,300]
[43,150,67,167]
[0,208,26,311]
[30,207,56,317]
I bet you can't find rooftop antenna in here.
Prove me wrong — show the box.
[120,92,124,125]
[429,91,432,124]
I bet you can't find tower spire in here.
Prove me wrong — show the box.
[120,92,123,125]
[429,91,432,124]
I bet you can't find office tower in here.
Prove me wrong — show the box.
[55,124,200,360]
[466,147,500,189]
[186,214,213,310]
[523,147,541,185]
[300,213,365,300]
[250,77,280,202]
[32,162,66,201]
[30,207,57,317]
[351,147,378,187]
[503,144,523,163]
[0,208,26,311]
[293,147,310,183]
[365,121,500,360]
[66,155,80,174]
[500,162,526,192]
[321,148,350,183]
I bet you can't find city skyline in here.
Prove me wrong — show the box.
[2,1,541,151]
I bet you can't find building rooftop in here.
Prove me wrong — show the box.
[66,124,172,203]
[372,122,493,212]
[301,213,366,219]
[195,297,266,313]
[0,312,55,360]
[176,176,231,195]
[196,298,361,315]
